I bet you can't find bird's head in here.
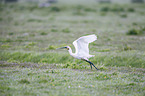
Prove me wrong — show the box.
[57,46,70,50]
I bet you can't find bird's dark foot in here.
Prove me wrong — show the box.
[90,63,92,69]
[83,59,99,70]
[95,67,99,70]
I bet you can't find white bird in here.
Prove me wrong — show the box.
[58,34,98,70]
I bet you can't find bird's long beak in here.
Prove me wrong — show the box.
[56,47,67,50]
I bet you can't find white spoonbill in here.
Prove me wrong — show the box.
[58,34,98,70]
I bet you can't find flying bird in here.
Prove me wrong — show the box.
[58,34,98,70]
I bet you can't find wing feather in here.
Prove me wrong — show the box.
[73,34,97,57]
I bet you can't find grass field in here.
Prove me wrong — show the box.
[0,0,145,96]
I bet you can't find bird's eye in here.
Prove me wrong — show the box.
[67,48,69,50]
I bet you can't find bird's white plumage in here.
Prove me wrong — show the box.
[57,34,98,70]
[72,34,97,59]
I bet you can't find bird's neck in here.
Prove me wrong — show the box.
[68,47,75,57]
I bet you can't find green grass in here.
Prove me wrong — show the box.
[0,0,145,95]
[0,62,144,96]
[0,51,145,68]
[127,27,145,35]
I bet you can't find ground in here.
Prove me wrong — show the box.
[0,0,145,96]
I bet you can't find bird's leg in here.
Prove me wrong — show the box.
[89,61,99,70]
[83,59,98,70]
[90,63,92,69]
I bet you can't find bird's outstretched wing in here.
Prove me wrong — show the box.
[73,34,97,57]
